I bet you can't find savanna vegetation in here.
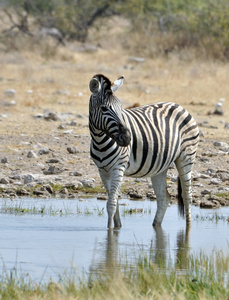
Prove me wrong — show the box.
[1,0,229,60]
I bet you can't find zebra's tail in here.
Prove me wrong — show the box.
[177,177,185,218]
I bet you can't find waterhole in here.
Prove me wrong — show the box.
[0,197,228,282]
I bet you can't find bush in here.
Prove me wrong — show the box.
[1,0,123,42]
[1,0,229,60]
[122,0,229,60]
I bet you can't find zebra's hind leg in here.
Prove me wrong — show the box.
[151,170,171,226]
[175,155,194,227]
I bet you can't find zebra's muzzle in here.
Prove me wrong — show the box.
[113,124,131,147]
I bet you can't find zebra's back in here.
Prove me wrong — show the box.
[123,102,199,178]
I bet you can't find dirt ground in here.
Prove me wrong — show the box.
[0,41,228,207]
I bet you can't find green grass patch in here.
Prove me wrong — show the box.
[0,200,105,217]
[79,185,106,194]
[122,206,152,216]
[0,249,228,299]
[214,192,229,200]
[0,201,64,216]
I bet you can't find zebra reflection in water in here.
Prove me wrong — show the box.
[89,74,199,229]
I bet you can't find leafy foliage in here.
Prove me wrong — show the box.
[2,0,123,42]
[1,0,229,59]
[122,0,229,59]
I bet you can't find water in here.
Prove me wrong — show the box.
[0,197,228,282]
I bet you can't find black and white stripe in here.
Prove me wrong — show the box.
[89,74,199,229]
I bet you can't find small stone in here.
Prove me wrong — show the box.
[4,89,16,97]
[68,120,77,126]
[217,172,229,182]
[9,174,21,180]
[97,195,107,200]
[16,188,30,196]
[27,151,37,158]
[3,100,16,106]
[69,171,83,176]
[1,157,8,164]
[33,189,48,196]
[24,174,35,184]
[33,113,43,119]
[128,188,145,199]
[76,113,84,119]
[44,111,60,121]
[199,174,211,179]
[0,114,7,119]
[81,179,95,188]
[67,147,79,154]
[171,176,178,182]
[210,178,222,185]
[213,102,223,115]
[41,184,54,194]
[58,124,66,130]
[213,141,229,148]
[146,191,156,200]
[224,123,229,129]
[60,187,68,194]
[63,129,74,134]
[201,189,212,195]
[39,148,50,155]
[46,158,60,163]
[200,200,221,209]
[43,166,64,175]
[0,178,9,184]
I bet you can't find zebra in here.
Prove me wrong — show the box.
[89,74,199,229]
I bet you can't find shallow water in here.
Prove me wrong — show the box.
[0,197,228,282]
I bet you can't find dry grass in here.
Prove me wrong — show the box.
[0,40,228,140]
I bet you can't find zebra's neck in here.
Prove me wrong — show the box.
[90,126,114,147]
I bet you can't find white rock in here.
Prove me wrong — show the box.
[63,129,74,134]
[213,141,228,148]
[38,148,50,155]
[27,150,38,158]
[4,89,16,97]
[23,174,35,184]
[210,178,222,185]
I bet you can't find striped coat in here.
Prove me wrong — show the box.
[89,74,199,229]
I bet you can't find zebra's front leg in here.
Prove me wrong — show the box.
[107,185,122,229]
[113,201,121,228]
[99,169,123,229]
[151,170,170,226]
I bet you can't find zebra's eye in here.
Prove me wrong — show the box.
[101,106,108,112]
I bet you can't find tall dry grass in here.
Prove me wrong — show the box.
[0,249,228,299]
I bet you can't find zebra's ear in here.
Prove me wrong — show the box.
[111,75,124,93]
[89,78,101,93]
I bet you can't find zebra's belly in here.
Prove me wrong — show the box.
[124,165,170,178]
[124,155,173,178]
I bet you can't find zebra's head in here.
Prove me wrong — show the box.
[89,74,131,147]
